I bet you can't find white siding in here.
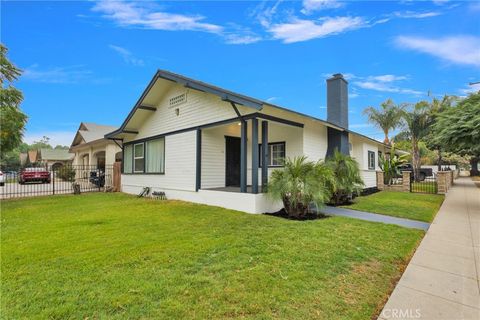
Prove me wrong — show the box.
[129,85,251,142]
[303,121,328,162]
[122,131,196,191]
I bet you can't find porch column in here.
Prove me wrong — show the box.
[261,121,269,191]
[251,118,259,194]
[240,120,247,193]
[196,129,202,192]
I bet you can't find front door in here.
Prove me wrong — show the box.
[225,136,241,187]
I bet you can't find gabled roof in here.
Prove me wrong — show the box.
[28,150,38,163]
[40,148,74,161]
[71,122,118,148]
[105,69,395,150]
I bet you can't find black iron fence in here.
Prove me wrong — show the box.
[410,173,438,194]
[1,165,113,199]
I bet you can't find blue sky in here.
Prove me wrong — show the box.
[2,0,480,146]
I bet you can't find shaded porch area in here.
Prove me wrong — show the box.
[196,113,304,194]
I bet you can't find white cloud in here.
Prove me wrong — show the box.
[370,75,408,82]
[92,0,223,33]
[268,16,366,43]
[301,0,343,15]
[459,83,480,95]
[109,45,144,66]
[24,131,76,147]
[350,73,423,96]
[396,35,480,67]
[393,11,441,18]
[23,65,93,84]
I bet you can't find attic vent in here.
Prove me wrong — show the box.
[169,92,187,108]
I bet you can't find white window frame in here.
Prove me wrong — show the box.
[259,142,286,167]
[368,150,375,170]
[133,143,145,173]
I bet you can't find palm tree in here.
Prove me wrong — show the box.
[325,150,364,205]
[267,156,335,218]
[400,101,432,181]
[363,99,403,144]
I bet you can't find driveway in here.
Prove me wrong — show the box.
[379,177,480,320]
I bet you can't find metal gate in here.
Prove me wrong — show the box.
[410,174,438,194]
[1,164,113,199]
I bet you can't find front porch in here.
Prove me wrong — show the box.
[196,113,304,195]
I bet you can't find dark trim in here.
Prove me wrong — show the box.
[121,112,302,147]
[112,138,123,150]
[138,105,157,111]
[251,118,259,194]
[261,121,268,191]
[196,129,201,192]
[230,102,244,120]
[123,130,139,134]
[240,121,247,193]
[259,141,286,168]
[255,113,303,128]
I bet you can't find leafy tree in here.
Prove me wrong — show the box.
[399,101,432,181]
[425,95,458,170]
[325,150,364,205]
[363,99,403,144]
[432,92,480,175]
[268,156,335,218]
[0,44,27,154]
[29,136,52,150]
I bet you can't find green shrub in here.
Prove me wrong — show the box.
[268,156,335,218]
[56,166,75,181]
[326,150,364,205]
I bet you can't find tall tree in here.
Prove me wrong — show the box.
[400,101,432,181]
[363,99,403,144]
[0,44,27,154]
[432,92,480,176]
[426,95,458,170]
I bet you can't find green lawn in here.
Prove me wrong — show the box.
[1,193,423,319]
[342,191,444,222]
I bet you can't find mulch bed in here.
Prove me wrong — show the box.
[263,208,328,221]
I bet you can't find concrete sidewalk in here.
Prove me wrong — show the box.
[379,178,480,320]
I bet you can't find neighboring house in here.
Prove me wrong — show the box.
[106,70,402,214]
[19,150,40,167]
[39,148,74,169]
[70,122,122,170]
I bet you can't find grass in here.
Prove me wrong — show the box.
[1,193,423,319]
[342,191,444,222]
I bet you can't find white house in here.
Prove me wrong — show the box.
[106,70,398,214]
[70,122,122,170]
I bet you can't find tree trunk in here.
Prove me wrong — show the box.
[383,130,390,145]
[471,157,479,176]
[437,148,442,172]
[412,139,421,181]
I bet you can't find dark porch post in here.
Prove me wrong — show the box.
[240,120,247,193]
[261,121,269,191]
[196,129,202,191]
[251,118,259,194]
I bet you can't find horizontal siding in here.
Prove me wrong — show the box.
[122,131,196,191]
[361,170,377,188]
[130,85,251,141]
[303,122,327,162]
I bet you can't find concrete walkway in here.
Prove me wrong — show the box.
[379,178,480,320]
[321,206,430,231]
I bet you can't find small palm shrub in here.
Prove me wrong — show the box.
[379,145,408,185]
[326,150,364,205]
[268,156,335,218]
